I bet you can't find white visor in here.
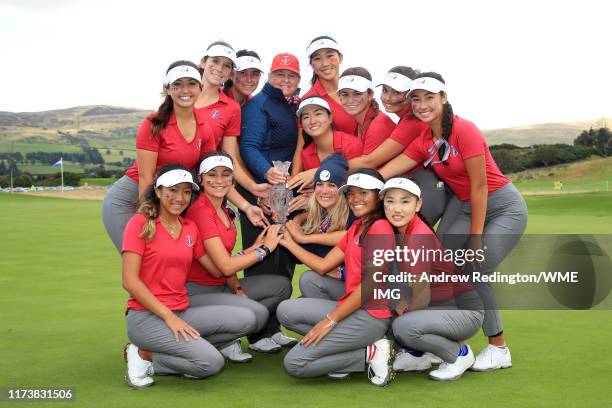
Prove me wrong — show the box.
[338,173,385,194]
[199,155,234,175]
[306,38,341,58]
[379,178,421,199]
[235,55,263,72]
[296,96,331,117]
[205,44,238,66]
[156,169,199,191]
[409,77,446,95]
[377,72,413,92]
[165,65,202,86]
[338,75,373,93]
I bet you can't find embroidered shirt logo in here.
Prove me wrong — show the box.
[185,235,193,247]
[210,109,221,119]
[196,139,202,150]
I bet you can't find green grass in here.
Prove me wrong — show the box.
[1,193,611,407]
[80,177,116,186]
[0,141,82,154]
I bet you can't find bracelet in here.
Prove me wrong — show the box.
[259,244,271,256]
[323,314,338,328]
[253,247,264,262]
[237,251,246,256]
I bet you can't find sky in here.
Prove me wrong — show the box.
[0,0,610,129]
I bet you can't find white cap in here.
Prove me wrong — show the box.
[164,65,202,86]
[296,96,331,117]
[338,173,385,194]
[205,44,238,66]
[199,155,234,175]
[409,76,446,95]
[377,72,413,92]
[236,55,263,72]
[379,177,421,198]
[156,169,199,191]
[338,75,373,93]
[306,37,341,58]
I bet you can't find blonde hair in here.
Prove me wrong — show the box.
[302,189,349,234]
[136,184,160,241]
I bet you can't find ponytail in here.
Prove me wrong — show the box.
[150,95,174,136]
[137,184,160,240]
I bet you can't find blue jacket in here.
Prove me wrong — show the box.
[240,83,298,183]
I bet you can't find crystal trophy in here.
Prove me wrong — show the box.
[269,161,292,224]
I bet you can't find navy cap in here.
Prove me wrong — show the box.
[314,154,348,187]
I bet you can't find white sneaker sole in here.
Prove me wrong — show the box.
[124,343,154,389]
[470,362,512,372]
[370,342,396,387]
[248,346,282,354]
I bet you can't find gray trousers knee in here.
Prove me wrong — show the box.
[187,274,291,335]
[299,271,344,301]
[410,169,452,227]
[392,293,484,363]
[277,298,389,378]
[437,183,528,337]
[126,306,256,378]
[102,176,139,252]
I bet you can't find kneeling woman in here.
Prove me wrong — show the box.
[284,154,353,301]
[122,165,263,387]
[185,152,293,356]
[380,177,484,381]
[277,169,395,386]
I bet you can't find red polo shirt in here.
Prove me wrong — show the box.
[403,115,509,201]
[122,214,204,312]
[337,219,394,319]
[389,107,429,148]
[301,79,358,135]
[360,108,396,154]
[196,91,242,148]
[301,130,363,170]
[125,111,215,182]
[185,193,237,286]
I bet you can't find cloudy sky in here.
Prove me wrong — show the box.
[1,0,610,129]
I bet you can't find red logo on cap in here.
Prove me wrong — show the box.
[281,56,291,65]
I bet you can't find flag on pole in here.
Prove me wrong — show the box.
[52,158,63,167]
[51,157,64,192]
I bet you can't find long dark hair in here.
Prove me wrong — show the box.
[346,168,386,245]
[151,60,200,136]
[223,49,261,94]
[308,35,341,87]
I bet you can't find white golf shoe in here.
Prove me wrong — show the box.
[248,337,282,353]
[429,344,474,381]
[220,340,253,363]
[271,331,299,347]
[366,338,395,386]
[124,343,154,389]
[471,344,512,371]
[393,349,432,372]
[425,352,443,365]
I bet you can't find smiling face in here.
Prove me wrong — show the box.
[383,188,422,232]
[200,166,233,199]
[338,88,372,117]
[410,89,447,125]
[233,68,262,97]
[156,183,193,216]
[168,77,201,109]
[201,56,233,86]
[310,48,342,82]
[381,85,409,115]
[300,105,333,139]
[268,69,300,97]
[346,187,378,218]
[314,181,340,210]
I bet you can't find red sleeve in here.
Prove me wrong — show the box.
[363,114,395,154]
[186,202,221,242]
[456,118,485,160]
[390,118,426,147]
[403,135,427,163]
[344,136,364,160]
[192,227,205,259]
[336,230,349,252]
[225,103,241,137]
[122,214,147,255]
[135,118,160,152]
[368,219,395,235]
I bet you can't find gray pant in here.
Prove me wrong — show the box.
[126,306,256,378]
[410,169,452,227]
[277,298,390,377]
[186,274,291,334]
[392,293,484,363]
[437,182,528,337]
[299,270,344,301]
[102,175,139,252]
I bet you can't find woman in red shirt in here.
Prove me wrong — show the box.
[121,165,278,387]
[380,73,528,372]
[278,168,395,386]
[185,151,295,356]
[379,177,483,381]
